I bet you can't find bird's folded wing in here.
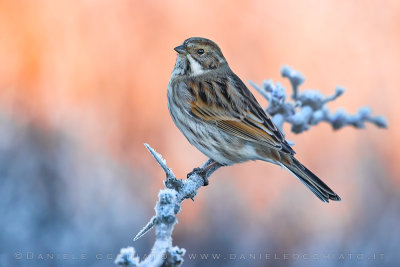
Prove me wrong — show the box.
[188,80,292,153]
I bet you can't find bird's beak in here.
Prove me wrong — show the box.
[174,45,186,54]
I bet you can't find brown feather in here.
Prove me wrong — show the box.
[188,72,294,153]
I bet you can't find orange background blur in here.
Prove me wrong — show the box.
[0,1,399,266]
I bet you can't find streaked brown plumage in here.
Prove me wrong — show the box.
[167,37,340,203]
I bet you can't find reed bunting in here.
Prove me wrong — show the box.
[167,37,340,203]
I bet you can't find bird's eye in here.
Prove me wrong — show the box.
[197,49,204,55]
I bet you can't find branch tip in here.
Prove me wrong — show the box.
[133,216,156,241]
[144,143,175,178]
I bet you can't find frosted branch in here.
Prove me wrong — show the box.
[116,145,221,267]
[116,65,387,267]
[250,65,387,133]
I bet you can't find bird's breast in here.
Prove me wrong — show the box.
[168,82,259,165]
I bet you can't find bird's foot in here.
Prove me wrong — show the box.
[187,167,209,186]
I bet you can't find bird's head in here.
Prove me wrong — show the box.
[173,37,228,76]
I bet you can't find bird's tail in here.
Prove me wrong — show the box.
[283,157,341,203]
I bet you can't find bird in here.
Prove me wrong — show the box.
[167,37,341,203]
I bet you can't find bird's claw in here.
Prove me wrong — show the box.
[187,167,209,186]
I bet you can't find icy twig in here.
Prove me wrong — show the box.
[116,145,222,267]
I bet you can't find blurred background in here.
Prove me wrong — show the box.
[0,0,399,266]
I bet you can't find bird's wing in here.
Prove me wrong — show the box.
[185,74,295,155]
